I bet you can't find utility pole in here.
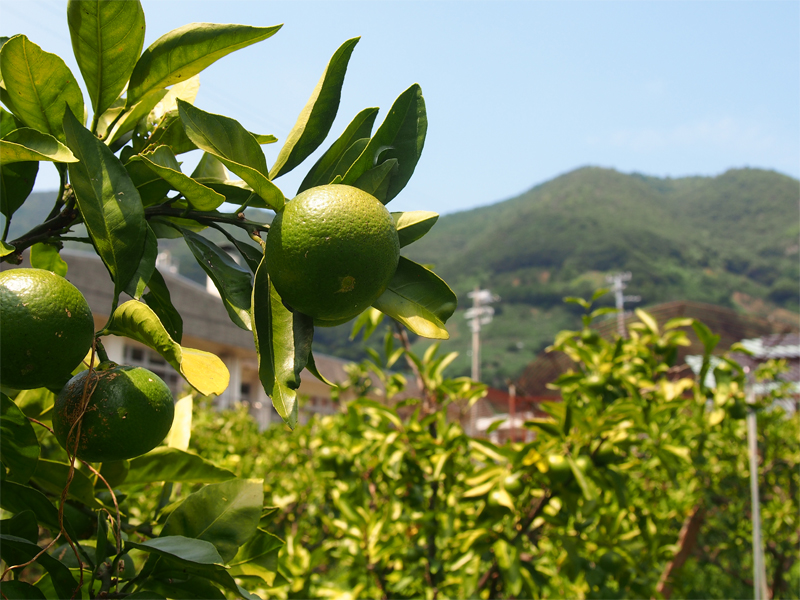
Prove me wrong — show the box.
[745,367,769,600]
[606,272,641,337]
[465,288,498,437]
[464,288,498,382]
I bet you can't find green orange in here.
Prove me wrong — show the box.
[0,268,94,389]
[265,184,400,325]
[52,363,174,462]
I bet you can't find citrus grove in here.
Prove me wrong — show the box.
[0,2,797,599]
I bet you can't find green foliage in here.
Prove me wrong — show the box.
[188,308,799,599]
[0,2,453,598]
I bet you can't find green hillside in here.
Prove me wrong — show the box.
[7,167,798,386]
[399,167,799,386]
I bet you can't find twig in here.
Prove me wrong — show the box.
[0,532,63,582]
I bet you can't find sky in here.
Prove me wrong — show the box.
[1,0,798,215]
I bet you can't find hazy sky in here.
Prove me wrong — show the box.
[2,0,798,215]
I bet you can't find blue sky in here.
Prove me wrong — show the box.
[2,0,798,215]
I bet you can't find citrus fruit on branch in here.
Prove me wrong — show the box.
[52,363,175,462]
[265,184,400,325]
[0,268,95,390]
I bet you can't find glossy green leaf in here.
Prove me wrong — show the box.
[298,107,378,193]
[67,0,145,117]
[0,511,39,543]
[0,580,47,599]
[145,110,197,155]
[177,100,284,211]
[63,107,147,305]
[141,576,223,600]
[328,138,369,182]
[195,178,254,206]
[160,479,264,563]
[0,35,84,143]
[212,225,263,274]
[128,536,244,596]
[0,535,79,600]
[138,146,225,211]
[181,228,253,330]
[0,128,77,164]
[125,447,236,486]
[31,459,104,509]
[0,394,39,484]
[11,388,54,420]
[29,243,68,277]
[123,225,158,300]
[306,351,336,387]
[342,84,426,203]
[270,37,359,179]
[191,152,226,179]
[106,89,168,145]
[0,241,14,256]
[0,160,38,220]
[100,300,229,396]
[228,528,283,586]
[352,158,398,203]
[127,22,281,108]
[392,211,439,247]
[143,269,184,343]
[252,256,314,429]
[124,158,172,207]
[373,257,456,340]
[567,455,596,501]
[0,481,78,539]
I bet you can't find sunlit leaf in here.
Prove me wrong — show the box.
[0,128,77,164]
[392,211,438,248]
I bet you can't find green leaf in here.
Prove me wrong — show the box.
[392,211,438,248]
[123,225,158,300]
[98,459,129,488]
[1,160,38,220]
[160,479,264,563]
[352,158,398,203]
[138,145,226,211]
[0,510,39,543]
[67,0,146,118]
[306,351,336,387]
[0,394,39,484]
[127,22,281,108]
[523,418,561,438]
[692,320,720,356]
[0,481,77,540]
[270,37,359,179]
[29,243,68,277]
[125,447,236,486]
[125,158,172,207]
[228,529,283,586]
[143,269,184,343]
[372,257,456,340]
[0,35,84,143]
[129,536,246,596]
[493,539,523,597]
[145,110,197,155]
[9,388,54,420]
[141,576,223,600]
[567,455,596,501]
[100,300,229,396]
[0,241,14,256]
[181,229,253,330]
[342,84,427,203]
[178,100,284,211]
[298,107,378,193]
[635,308,659,334]
[0,128,77,164]
[211,225,263,274]
[106,89,168,145]
[0,534,79,600]
[0,580,46,600]
[191,152,227,179]
[31,459,104,509]
[63,107,146,306]
[166,394,192,451]
[252,256,313,429]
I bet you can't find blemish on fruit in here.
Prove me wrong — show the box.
[336,276,355,293]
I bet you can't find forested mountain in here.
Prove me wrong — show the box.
[8,167,798,387]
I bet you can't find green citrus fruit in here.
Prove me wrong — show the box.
[265,184,400,324]
[52,363,174,462]
[0,268,94,389]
